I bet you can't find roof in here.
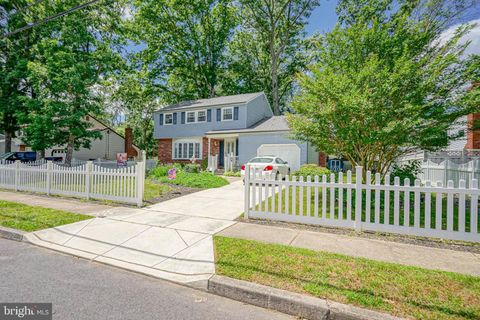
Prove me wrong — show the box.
[206,116,290,135]
[157,92,265,112]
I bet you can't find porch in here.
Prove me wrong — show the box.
[206,133,239,172]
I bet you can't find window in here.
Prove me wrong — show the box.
[164,113,173,125]
[197,110,206,122]
[186,111,196,123]
[173,140,202,160]
[222,107,233,121]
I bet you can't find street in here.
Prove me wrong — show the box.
[0,239,291,320]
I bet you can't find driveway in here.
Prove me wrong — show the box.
[25,181,244,288]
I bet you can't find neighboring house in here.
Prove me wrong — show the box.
[1,115,139,161]
[0,134,23,153]
[153,92,322,171]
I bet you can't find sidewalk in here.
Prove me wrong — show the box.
[217,222,480,276]
[0,191,112,216]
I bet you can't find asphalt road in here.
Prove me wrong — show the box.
[0,239,292,320]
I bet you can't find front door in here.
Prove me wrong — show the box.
[219,141,224,167]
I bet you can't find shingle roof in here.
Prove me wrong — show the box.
[206,116,290,135]
[157,92,264,111]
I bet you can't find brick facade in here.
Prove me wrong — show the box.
[318,152,327,167]
[466,113,480,150]
[124,127,138,158]
[157,137,221,164]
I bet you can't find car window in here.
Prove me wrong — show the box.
[275,158,284,164]
[249,157,273,163]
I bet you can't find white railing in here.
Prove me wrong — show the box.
[224,153,238,172]
[243,165,480,243]
[0,160,145,206]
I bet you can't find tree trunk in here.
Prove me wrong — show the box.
[65,135,75,166]
[4,131,12,153]
[271,55,280,115]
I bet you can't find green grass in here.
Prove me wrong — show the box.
[224,171,241,177]
[214,236,480,320]
[152,170,229,188]
[144,179,173,200]
[0,200,93,232]
[254,185,480,232]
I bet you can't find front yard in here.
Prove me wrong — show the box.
[0,200,93,232]
[148,165,229,189]
[214,236,480,320]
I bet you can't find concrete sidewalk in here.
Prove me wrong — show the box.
[24,181,245,288]
[217,222,480,276]
[0,190,112,216]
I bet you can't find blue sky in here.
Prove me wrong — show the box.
[306,0,338,35]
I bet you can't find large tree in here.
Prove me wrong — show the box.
[288,0,480,179]
[16,0,126,164]
[235,0,320,115]
[129,0,237,103]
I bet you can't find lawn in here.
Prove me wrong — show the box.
[149,166,229,188]
[143,179,173,200]
[0,200,93,232]
[252,184,480,232]
[214,236,480,320]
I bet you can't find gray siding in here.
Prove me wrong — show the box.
[237,132,309,165]
[154,106,247,139]
[246,94,273,127]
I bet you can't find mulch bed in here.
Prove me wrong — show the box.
[143,184,201,205]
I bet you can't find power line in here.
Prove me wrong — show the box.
[10,0,50,17]
[1,0,103,38]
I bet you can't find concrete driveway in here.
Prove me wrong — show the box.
[25,181,244,288]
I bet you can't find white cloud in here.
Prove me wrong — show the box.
[439,19,480,57]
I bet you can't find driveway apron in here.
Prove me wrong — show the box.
[25,181,244,288]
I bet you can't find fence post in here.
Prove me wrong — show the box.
[355,166,363,231]
[86,161,93,200]
[14,160,20,191]
[136,153,146,207]
[46,161,52,196]
[244,164,251,219]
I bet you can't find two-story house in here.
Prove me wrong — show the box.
[154,92,321,171]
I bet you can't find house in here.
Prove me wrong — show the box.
[1,115,139,161]
[153,92,322,171]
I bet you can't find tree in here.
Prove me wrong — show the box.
[288,0,480,179]
[236,0,320,114]
[17,0,126,164]
[129,0,237,103]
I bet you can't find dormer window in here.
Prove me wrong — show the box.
[222,107,233,121]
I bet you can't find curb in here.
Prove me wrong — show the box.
[0,226,25,242]
[208,275,403,320]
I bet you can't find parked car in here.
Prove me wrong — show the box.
[0,152,63,163]
[241,156,290,180]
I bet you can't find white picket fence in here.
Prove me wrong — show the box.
[418,159,480,188]
[224,153,239,172]
[0,160,145,206]
[243,165,480,243]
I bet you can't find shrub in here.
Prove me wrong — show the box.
[390,160,422,182]
[292,164,331,179]
[149,165,169,178]
[224,171,241,177]
[158,171,229,188]
[184,163,200,173]
[201,158,209,171]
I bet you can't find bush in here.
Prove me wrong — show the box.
[184,163,200,173]
[224,171,241,177]
[390,160,422,182]
[201,158,209,171]
[149,165,169,178]
[292,164,331,179]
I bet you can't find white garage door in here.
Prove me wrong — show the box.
[257,144,301,172]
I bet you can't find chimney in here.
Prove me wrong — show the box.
[466,113,480,150]
[124,127,138,158]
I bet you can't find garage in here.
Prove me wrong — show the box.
[257,144,301,172]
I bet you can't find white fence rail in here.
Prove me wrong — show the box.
[0,160,145,206]
[244,165,480,243]
[224,153,238,172]
[418,159,480,188]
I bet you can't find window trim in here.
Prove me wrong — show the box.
[196,109,207,123]
[221,107,234,121]
[172,138,203,160]
[164,113,173,125]
[186,111,196,124]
